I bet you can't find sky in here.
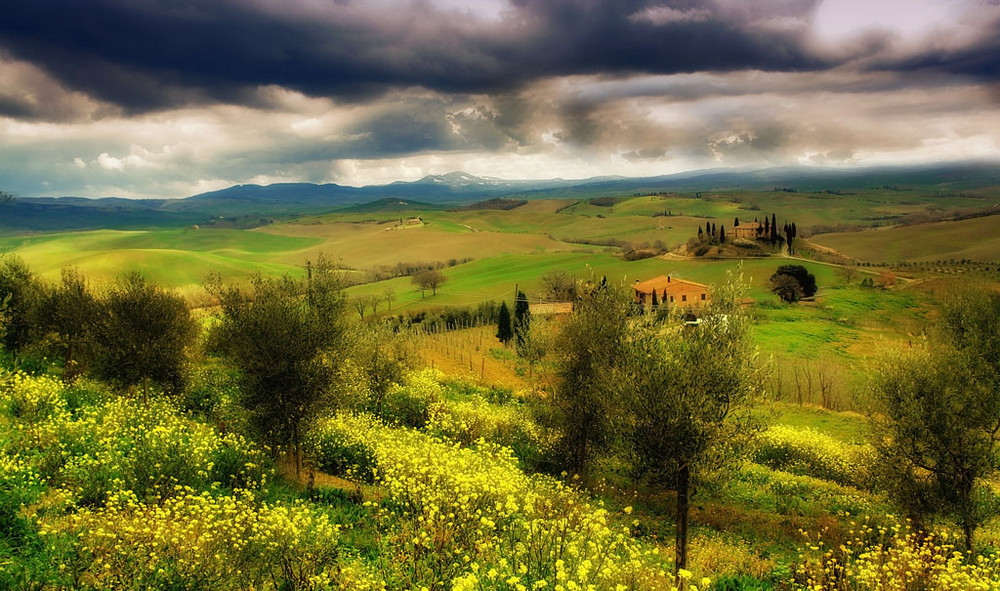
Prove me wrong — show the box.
[0,0,998,199]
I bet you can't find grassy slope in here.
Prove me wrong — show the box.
[809,215,1000,262]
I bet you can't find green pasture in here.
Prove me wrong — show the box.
[810,215,1000,263]
[0,228,316,289]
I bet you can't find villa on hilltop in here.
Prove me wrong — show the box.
[730,220,764,240]
[633,275,708,308]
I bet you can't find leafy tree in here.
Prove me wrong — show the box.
[770,273,804,303]
[0,255,43,355]
[92,272,196,400]
[540,270,577,301]
[38,267,100,380]
[496,301,513,345]
[871,290,1000,554]
[412,269,446,297]
[551,279,631,478]
[514,290,530,354]
[618,272,761,577]
[210,262,348,474]
[354,322,414,418]
[770,265,817,299]
[384,288,396,311]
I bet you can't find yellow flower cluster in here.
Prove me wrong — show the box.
[54,487,348,589]
[754,425,875,488]
[0,370,269,502]
[426,396,543,450]
[0,370,69,422]
[796,518,1000,590]
[312,412,669,590]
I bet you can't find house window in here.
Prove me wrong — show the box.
[701,293,706,300]
[682,294,687,302]
[670,296,674,302]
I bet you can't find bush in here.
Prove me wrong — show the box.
[381,368,444,428]
[753,425,874,489]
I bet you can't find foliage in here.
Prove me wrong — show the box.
[539,269,578,302]
[496,300,513,344]
[91,271,197,397]
[753,425,875,489]
[36,267,100,380]
[549,278,632,477]
[770,273,804,303]
[795,517,1000,590]
[411,268,446,296]
[514,289,530,354]
[619,270,764,573]
[352,322,414,418]
[0,255,43,354]
[209,263,348,466]
[0,371,384,590]
[309,411,673,590]
[870,344,1000,553]
[770,265,816,302]
[869,289,1000,552]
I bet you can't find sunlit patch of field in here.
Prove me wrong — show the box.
[810,215,1000,263]
[0,228,315,288]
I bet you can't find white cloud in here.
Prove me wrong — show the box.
[96,152,124,171]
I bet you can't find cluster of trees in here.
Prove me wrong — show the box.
[0,255,414,479]
[695,220,727,246]
[769,264,818,303]
[0,257,195,398]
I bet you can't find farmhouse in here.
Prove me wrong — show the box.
[528,302,574,316]
[730,220,763,240]
[633,275,709,308]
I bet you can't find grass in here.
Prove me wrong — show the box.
[809,215,1000,263]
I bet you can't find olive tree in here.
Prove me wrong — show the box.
[870,289,1000,554]
[92,272,197,400]
[618,272,762,577]
[550,279,631,479]
[209,262,348,474]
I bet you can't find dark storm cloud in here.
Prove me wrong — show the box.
[0,0,838,113]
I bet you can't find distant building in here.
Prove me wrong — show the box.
[633,275,709,308]
[730,220,764,240]
[528,302,574,316]
[405,217,423,225]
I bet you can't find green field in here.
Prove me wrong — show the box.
[810,215,1000,263]
[1,190,992,369]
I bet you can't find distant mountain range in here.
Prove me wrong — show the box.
[2,162,998,232]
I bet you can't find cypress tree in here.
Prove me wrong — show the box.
[720,225,726,243]
[651,289,659,308]
[496,301,513,344]
[514,290,530,351]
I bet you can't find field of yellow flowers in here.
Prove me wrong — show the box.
[3,368,1000,590]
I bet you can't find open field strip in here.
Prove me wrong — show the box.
[810,215,1000,263]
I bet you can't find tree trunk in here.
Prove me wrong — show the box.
[675,462,690,584]
[963,509,974,556]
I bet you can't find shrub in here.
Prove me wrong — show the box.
[381,368,444,428]
[753,425,874,489]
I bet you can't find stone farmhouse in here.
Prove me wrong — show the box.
[730,220,764,240]
[633,275,709,308]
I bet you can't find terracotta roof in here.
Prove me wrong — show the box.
[633,275,708,295]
